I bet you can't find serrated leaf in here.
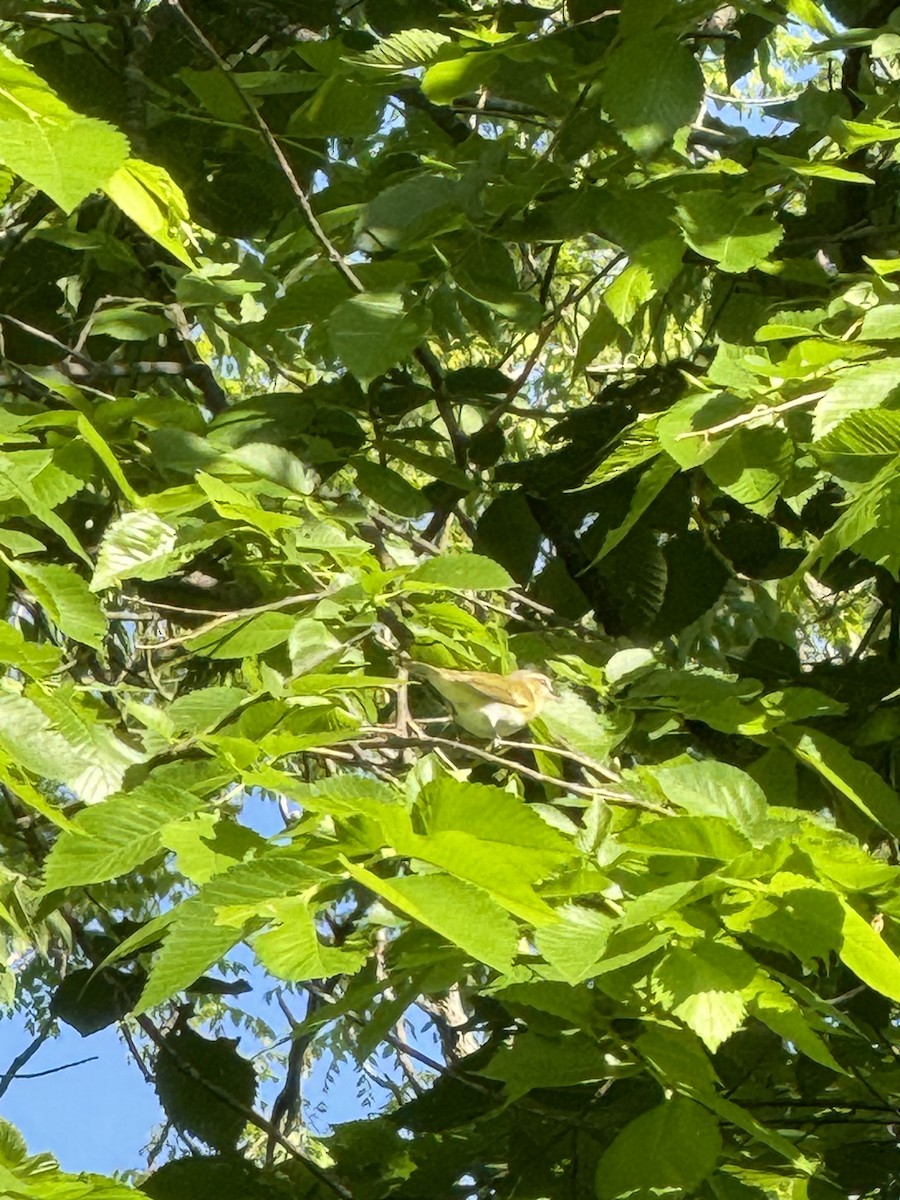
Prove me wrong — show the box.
[705,427,793,515]
[603,33,704,155]
[404,553,513,591]
[587,454,678,565]
[422,50,499,104]
[30,686,143,804]
[839,901,900,1001]
[105,158,196,266]
[0,623,60,678]
[0,690,88,783]
[536,904,614,983]
[651,761,766,836]
[0,47,129,210]
[42,783,202,890]
[676,191,784,273]
[595,1097,721,1200]
[137,855,327,1009]
[255,894,368,980]
[354,459,430,518]
[342,863,518,972]
[812,360,900,439]
[654,942,755,1051]
[154,1028,256,1152]
[778,725,900,836]
[358,175,460,253]
[353,29,451,72]
[327,293,428,386]
[91,511,178,592]
[11,560,105,649]
[620,815,751,861]
[185,612,296,659]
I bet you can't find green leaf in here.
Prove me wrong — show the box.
[587,455,679,566]
[537,690,632,762]
[0,48,129,210]
[0,622,60,678]
[289,75,383,138]
[747,882,843,966]
[778,726,900,836]
[11,560,105,649]
[812,360,900,439]
[161,813,262,884]
[254,895,368,980]
[750,975,846,1073]
[51,966,141,1036]
[167,687,250,735]
[676,192,784,272]
[137,855,326,1010]
[91,510,178,592]
[704,427,794,515]
[404,554,514,591]
[603,33,704,155]
[354,459,430,518]
[42,783,202,890]
[859,305,900,339]
[762,150,873,185]
[651,761,766,836]
[620,815,751,860]
[154,1028,256,1153]
[185,612,297,659]
[353,29,451,73]
[327,293,429,386]
[422,50,499,104]
[483,1030,609,1098]
[813,409,900,482]
[104,158,195,265]
[358,175,460,252]
[389,776,574,923]
[595,1097,721,1200]
[653,942,756,1051]
[839,900,900,1001]
[536,904,614,983]
[30,685,143,804]
[341,863,519,972]
[0,690,87,784]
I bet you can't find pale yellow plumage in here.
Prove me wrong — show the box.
[410,663,556,739]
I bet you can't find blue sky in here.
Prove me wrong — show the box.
[0,791,404,1176]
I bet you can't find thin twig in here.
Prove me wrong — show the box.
[483,319,560,433]
[136,1013,354,1199]
[496,738,622,783]
[120,1020,155,1085]
[167,0,363,295]
[0,1028,50,1099]
[136,591,321,650]
[356,730,665,812]
[4,1056,98,1081]
[675,391,827,440]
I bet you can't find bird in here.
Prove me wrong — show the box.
[409,662,557,739]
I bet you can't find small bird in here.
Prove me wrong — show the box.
[410,662,556,739]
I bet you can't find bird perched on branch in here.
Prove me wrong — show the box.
[410,662,556,739]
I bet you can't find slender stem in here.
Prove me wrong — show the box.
[356,729,665,812]
[496,738,621,783]
[167,0,363,294]
[675,391,827,440]
[136,1013,355,1199]
[136,591,321,651]
[0,1029,50,1098]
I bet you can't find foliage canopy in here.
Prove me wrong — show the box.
[1,1,900,1198]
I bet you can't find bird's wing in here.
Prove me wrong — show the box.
[427,667,519,704]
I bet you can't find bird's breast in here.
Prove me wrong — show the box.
[457,700,529,739]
